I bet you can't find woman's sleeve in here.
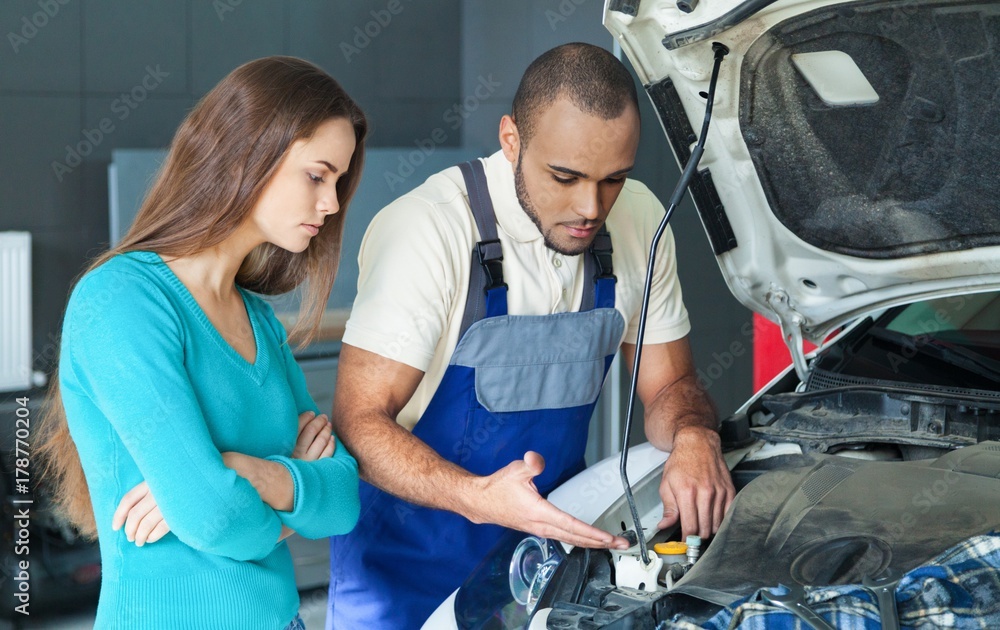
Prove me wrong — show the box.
[264,315,360,539]
[267,442,360,539]
[62,270,283,560]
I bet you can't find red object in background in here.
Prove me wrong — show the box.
[73,563,101,584]
[752,313,816,391]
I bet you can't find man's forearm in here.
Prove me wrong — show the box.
[643,373,719,451]
[334,411,482,519]
[332,343,500,526]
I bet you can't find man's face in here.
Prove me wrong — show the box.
[503,96,640,256]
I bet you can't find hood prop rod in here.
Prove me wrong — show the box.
[620,42,729,566]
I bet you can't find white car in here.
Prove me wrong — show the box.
[426,0,1000,627]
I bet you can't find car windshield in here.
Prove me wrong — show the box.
[883,291,1000,341]
[819,290,1000,391]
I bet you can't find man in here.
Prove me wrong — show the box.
[328,42,735,628]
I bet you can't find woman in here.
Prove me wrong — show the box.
[38,56,366,629]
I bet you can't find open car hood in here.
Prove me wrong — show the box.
[604,0,1000,347]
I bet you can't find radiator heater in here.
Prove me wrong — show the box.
[0,232,31,393]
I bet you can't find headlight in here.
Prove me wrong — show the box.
[453,530,566,628]
[509,536,560,614]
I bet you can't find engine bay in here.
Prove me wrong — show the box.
[503,382,1000,629]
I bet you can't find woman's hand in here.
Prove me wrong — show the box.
[113,481,170,546]
[112,411,332,548]
[116,475,294,546]
[221,452,294,512]
[292,411,336,461]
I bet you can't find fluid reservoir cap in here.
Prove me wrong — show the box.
[653,541,688,555]
[685,535,702,548]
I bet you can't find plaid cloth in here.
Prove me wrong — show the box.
[661,533,1000,629]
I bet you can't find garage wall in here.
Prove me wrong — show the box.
[459,1,754,425]
[0,0,750,418]
[0,0,461,377]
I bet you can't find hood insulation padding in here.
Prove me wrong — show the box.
[740,0,1000,259]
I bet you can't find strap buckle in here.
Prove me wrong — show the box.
[590,231,616,281]
[476,239,507,292]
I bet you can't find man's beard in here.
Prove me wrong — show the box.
[514,153,593,256]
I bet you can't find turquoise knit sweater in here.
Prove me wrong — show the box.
[59,251,360,629]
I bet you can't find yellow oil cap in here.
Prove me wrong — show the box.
[653,541,688,555]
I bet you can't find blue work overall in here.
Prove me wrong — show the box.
[328,160,624,629]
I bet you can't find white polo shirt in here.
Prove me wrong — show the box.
[343,150,691,430]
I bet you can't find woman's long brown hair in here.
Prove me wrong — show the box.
[37,56,368,539]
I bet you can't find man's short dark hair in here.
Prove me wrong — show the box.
[511,42,639,146]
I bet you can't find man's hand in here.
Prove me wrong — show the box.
[292,411,335,460]
[113,481,170,546]
[334,345,627,549]
[466,451,630,550]
[657,426,735,539]
[621,338,736,540]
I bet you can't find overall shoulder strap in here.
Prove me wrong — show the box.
[581,225,616,310]
[457,160,508,338]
